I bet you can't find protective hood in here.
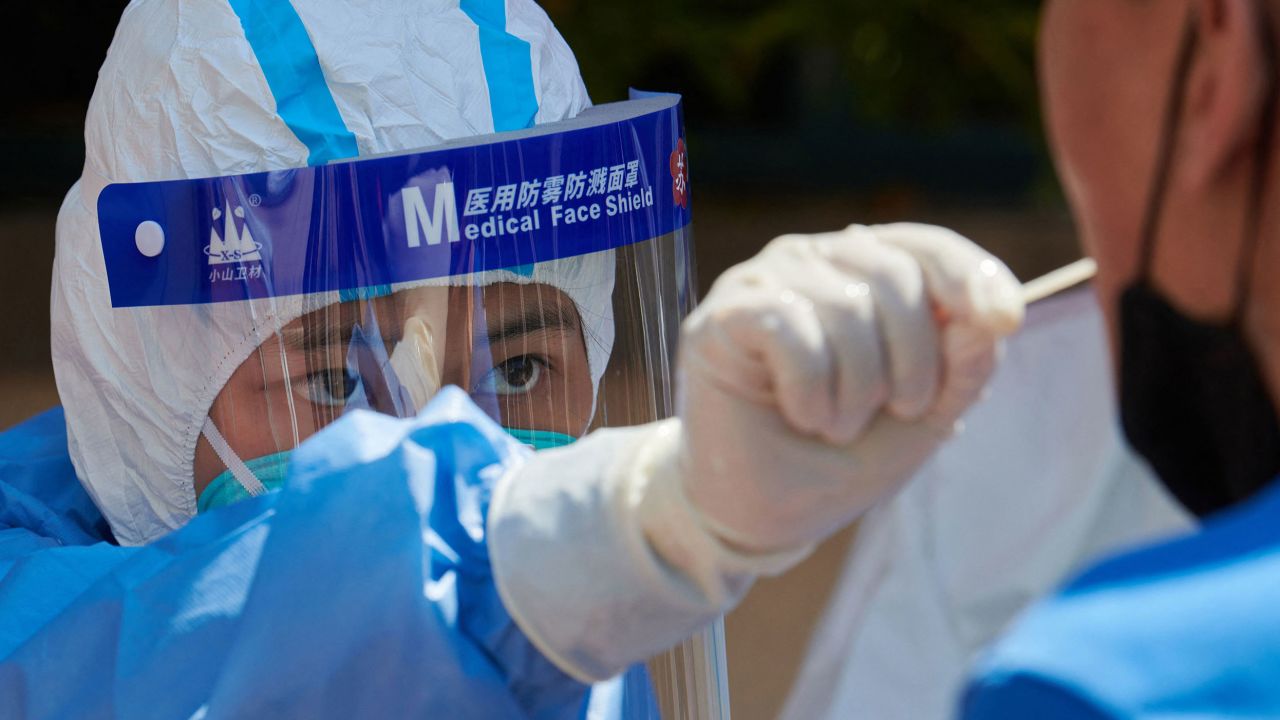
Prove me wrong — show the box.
[51,0,595,545]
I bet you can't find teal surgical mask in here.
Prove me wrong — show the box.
[197,428,575,514]
[197,450,291,514]
[504,427,578,451]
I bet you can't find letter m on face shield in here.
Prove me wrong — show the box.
[94,95,690,308]
[402,183,459,248]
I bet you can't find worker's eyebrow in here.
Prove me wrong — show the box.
[277,299,407,353]
[487,301,580,345]
[278,313,360,353]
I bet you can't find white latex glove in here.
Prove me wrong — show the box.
[488,223,1024,683]
[668,223,1025,555]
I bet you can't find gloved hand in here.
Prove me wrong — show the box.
[488,223,1024,683]
[658,223,1024,555]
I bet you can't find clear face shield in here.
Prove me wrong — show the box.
[97,93,727,718]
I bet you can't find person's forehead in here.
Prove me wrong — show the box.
[274,282,581,347]
[1045,0,1182,41]
[1040,0,1189,108]
[482,282,578,310]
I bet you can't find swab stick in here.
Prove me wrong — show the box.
[1022,257,1098,305]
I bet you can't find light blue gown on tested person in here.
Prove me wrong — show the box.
[962,478,1280,718]
[0,387,656,719]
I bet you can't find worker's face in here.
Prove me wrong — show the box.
[193,283,594,494]
[1039,0,1189,334]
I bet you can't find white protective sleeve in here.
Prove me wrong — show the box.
[488,421,808,683]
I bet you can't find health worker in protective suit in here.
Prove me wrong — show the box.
[962,0,1280,715]
[0,0,1023,717]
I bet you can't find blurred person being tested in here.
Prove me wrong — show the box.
[0,0,1024,717]
[963,0,1280,716]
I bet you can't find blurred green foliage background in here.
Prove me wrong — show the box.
[543,1,1047,197]
[546,0,1041,129]
[3,1,1046,200]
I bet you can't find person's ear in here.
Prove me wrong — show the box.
[1183,0,1273,188]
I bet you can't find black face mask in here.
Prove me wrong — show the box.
[1118,10,1280,518]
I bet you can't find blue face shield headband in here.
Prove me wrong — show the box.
[95,94,689,309]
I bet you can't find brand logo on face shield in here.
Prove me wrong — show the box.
[205,203,263,264]
[670,138,689,209]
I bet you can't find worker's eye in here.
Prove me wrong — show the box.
[475,356,547,397]
[301,368,361,407]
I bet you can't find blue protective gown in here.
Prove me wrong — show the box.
[962,478,1280,719]
[0,388,656,719]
